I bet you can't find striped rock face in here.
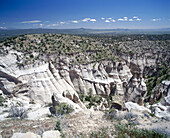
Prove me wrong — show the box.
[0,52,147,107]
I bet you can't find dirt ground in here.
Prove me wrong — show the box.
[0,110,114,138]
[0,109,169,138]
[65,110,114,137]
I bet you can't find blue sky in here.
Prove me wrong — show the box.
[0,0,170,29]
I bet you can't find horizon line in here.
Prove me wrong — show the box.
[1,27,170,30]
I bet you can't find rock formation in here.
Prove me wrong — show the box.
[0,51,149,107]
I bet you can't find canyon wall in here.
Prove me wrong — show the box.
[0,52,147,106]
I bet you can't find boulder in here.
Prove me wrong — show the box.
[12,132,41,138]
[152,103,170,120]
[52,93,83,112]
[154,106,170,120]
[73,94,79,103]
[125,102,151,113]
[42,130,61,138]
[63,91,73,101]
[111,102,122,110]
[27,107,50,120]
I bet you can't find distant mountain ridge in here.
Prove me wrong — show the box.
[0,28,170,41]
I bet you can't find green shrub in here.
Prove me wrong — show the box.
[104,108,117,120]
[115,124,167,138]
[85,95,91,102]
[55,120,62,132]
[106,96,112,106]
[124,112,138,122]
[9,103,28,119]
[45,102,53,107]
[88,88,93,95]
[87,102,96,109]
[0,95,5,106]
[55,103,73,116]
[55,120,66,138]
[79,94,85,102]
[90,127,109,138]
[83,94,103,109]
[150,113,155,117]
[94,95,103,104]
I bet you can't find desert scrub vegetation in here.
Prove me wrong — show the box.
[54,103,73,138]
[79,93,103,109]
[115,124,168,138]
[1,34,169,67]
[89,127,111,138]
[146,62,170,97]
[104,109,140,125]
[74,127,114,138]
[55,103,74,116]
[104,108,119,120]
[0,33,119,65]
[73,124,168,138]
[9,102,28,119]
[55,119,67,138]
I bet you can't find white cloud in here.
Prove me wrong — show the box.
[105,20,110,23]
[59,22,65,24]
[118,17,129,21]
[82,18,91,22]
[133,16,138,19]
[82,18,96,22]
[101,17,105,20]
[136,18,141,21]
[40,24,43,27]
[21,20,41,23]
[0,27,7,29]
[111,19,116,22]
[118,17,140,22]
[123,17,128,21]
[107,18,112,20]
[118,18,125,21]
[152,18,161,21]
[90,19,96,22]
[47,24,58,27]
[72,20,78,23]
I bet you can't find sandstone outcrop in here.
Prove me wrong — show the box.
[0,52,148,107]
[0,52,81,105]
